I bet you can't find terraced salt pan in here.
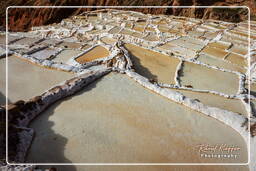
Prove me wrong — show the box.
[197,54,246,73]
[144,33,158,41]
[176,89,247,116]
[221,35,248,47]
[131,31,143,38]
[80,44,92,50]
[180,62,239,94]
[109,27,121,34]
[26,73,247,163]
[0,35,21,45]
[229,46,248,56]
[86,30,106,35]
[225,53,247,68]
[0,56,73,103]
[53,49,82,63]
[158,25,170,33]
[30,48,59,60]
[202,32,219,40]
[75,46,109,64]
[145,26,155,32]
[119,29,134,36]
[170,37,205,51]
[57,41,82,49]
[208,41,230,50]
[133,25,144,32]
[157,43,196,59]
[169,29,181,35]
[11,37,42,46]
[124,43,180,84]
[187,30,204,38]
[100,37,118,45]
[201,46,229,59]
[39,39,61,45]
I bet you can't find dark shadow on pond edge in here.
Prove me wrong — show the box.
[128,52,159,83]
[25,76,105,171]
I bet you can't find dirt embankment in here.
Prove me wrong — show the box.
[0,0,255,32]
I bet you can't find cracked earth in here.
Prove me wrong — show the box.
[0,9,256,171]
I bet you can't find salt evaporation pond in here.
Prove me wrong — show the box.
[26,73,247,164]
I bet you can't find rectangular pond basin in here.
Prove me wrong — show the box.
[0,35,22,45]
[201,46,229,59]
[208,41,231,50]
[131,32,143,38]
[0,56,73,103]
[30,48,59,60]
[26,73,247,163]
[157,43,196,59]
[158,25,170,33]
[221,35,248,47]
[201,32,219,40]
[225,53,247,68]
[197,54,246,73]
[229,46,248,56]
[119,29,134,36]
[133,25,144,32]
[187,30,205,38]
[170,37,205,51]
[124,43,180,84]
[57,41,82,49]
[11,37,42,47]
[108,27,121,34]
[75,46,109,64]
[53,49,83,63]
[39,39,62,46]
[180,62,239,95]
[100,37,118,45]
[145,26,155,32]
[176,89,248,116]
[144,33,158,41]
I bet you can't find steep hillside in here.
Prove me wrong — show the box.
[0,0,255,32]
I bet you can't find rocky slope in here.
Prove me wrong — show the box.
[0,0,255,32]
